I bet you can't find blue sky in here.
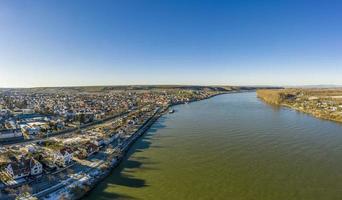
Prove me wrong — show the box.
[0,0,341,87]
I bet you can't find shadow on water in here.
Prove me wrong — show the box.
[255,96,283,112]
[83,120,167,200]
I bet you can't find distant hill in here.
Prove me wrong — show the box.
[0,85,282,94]
[285,85,342,89]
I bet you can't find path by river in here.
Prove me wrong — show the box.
[85,92,342,200]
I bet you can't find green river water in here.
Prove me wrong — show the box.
[85,92,342,200]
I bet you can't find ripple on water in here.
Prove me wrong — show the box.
[85,92,342,200]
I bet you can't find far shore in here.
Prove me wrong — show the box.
[257,89,342,124]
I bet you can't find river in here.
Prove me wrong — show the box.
[84,92,342,200]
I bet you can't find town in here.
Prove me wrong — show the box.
[257,88,342,123]
[0,86,242,200]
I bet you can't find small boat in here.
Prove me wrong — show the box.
[169,109,175,113]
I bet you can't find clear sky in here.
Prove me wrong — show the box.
[0,0,341,87]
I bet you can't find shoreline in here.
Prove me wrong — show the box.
[36,91,240,200]
[256,89,342,124]
[281,103,342,124]
[257,97,342,125]
[79,109,164,200]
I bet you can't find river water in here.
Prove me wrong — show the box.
[85,92,342,200]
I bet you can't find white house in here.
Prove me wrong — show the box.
[30,159,43,176]
[53,149,73,167]
[20,124,40,135]
[93,138,105,147]
[27,126,40,135]
[6,164,27,179]
[5,158,42,179]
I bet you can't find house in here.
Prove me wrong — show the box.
[127,119,136,126]
[84,142,99,156]
[26,145,37,153]
[5,161,30,179]
[117,129,125,135]
[27,126,40,135]
[331,107,338,111]
[22,109,34,114]
[5,120,17,129]
[95,112,105,120]
[0,109,9,117]
[0,129,23,140]
[56,120,65,130]
[53,148,73,167]
[20,124,40,135]
[93,138,105,147]
[65,111,76,122]
[74,141,99,159]
[75,149,87,159]
[29,158,43,176]
[5,157,42,179]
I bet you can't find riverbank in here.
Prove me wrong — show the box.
[257,89,342,123]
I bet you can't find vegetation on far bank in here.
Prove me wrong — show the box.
[257,88,342,123]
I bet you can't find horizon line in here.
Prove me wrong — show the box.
[0,84,341,89]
